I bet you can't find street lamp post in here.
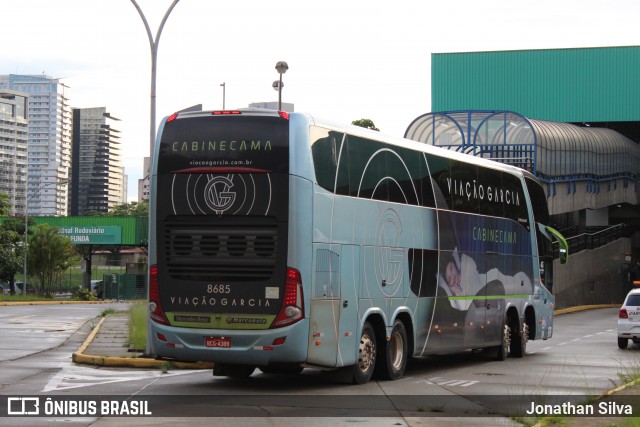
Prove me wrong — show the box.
[23,179,69,295]
[275,61,289,110]
[130,0,180,159]
[220,82,226,110]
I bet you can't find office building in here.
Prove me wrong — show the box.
[69,107,125,215]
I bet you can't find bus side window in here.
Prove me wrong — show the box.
[311,127,344,193]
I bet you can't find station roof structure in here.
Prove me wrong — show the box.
[405,110,639,191]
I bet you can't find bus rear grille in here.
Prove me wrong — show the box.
[162,224,278,282]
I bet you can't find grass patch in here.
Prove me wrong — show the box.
[0,294,52,302]
[128,303,147,351]
[101,308,117,317]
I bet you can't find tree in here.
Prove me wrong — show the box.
[0,193,10,216]
[352,118,380,131]
[106,201,149,217]
[0,217,33,295]
[84,201,149,217]
[27,224,75,297]
[0,228,23,295]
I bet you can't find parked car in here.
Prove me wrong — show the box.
[13,282,35,295]
[0,283,9,294]
[618,288,640,349]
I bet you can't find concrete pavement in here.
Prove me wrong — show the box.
[0,299,621,369]
[72,309,212,369]
[69,303,620,369]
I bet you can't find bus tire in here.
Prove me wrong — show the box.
[496,318,511,361]
[353,321,377,384]
[380,320,408,380]
[511,322,528,358]
[213,363,255,378]
[618,337,628,349]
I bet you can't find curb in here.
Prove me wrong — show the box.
[0,300,143,306]
[72,314,213,370]
[554,304,619,315]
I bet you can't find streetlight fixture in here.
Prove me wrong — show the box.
[130,0,180,159]
[220,82,226,110]
[23,179,69,295]
[275,61,289,110]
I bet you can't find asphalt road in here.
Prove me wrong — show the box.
[0,304,637,426]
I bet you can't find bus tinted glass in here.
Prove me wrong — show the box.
[157,115,289,174]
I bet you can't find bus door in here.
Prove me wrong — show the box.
[307,244,359,367]
[534,224,566,339]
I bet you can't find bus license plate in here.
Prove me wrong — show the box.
[205,337,231,348]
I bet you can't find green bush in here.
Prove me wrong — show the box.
[72,288,97,301]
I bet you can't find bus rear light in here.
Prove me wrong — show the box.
[212,110,242,115]
[272,337,287,346]
[149,265,170,326]
[156,333,167,342]
[278,111,290,120]
[167,112,179,123]
[271,267,304,328]
[619,308,629,319]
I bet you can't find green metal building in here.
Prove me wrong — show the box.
[431,46,640,142]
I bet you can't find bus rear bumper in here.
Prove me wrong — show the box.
[149,320,309,366]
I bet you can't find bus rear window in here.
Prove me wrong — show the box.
[157,115,289,174]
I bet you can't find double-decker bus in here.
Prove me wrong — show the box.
[148,109,567,383]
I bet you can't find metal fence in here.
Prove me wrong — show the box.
[101,274,147,301]
[553,223,635,258]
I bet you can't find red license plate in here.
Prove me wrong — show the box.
[205,337,231,348]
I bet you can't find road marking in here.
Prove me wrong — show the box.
[424,376,479,387]
[583,335,594,338]
[43,365,199,392]
[571,338,580,342]
[558,342,568,346]
[542,347,552,350]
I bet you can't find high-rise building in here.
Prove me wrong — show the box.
[0,74,72,216]
[138,157,150,203]
[69,107,125,215]
[0,90,29,215]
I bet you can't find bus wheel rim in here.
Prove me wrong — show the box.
[358,334,375,372]
[390,331,404,370]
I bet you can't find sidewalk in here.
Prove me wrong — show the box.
[72,311,212,369]
[82,312,142,358]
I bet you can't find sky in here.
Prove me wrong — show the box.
[3,0,640,202]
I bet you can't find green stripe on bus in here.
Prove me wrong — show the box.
[448,294,531,301]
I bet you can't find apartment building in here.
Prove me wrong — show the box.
[0,90,28,215]
[0,74,72,216]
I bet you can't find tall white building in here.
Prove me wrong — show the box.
[0,75,72,216]
[69,107,125,215]
[0,90,29,215]
[138,157,150,202]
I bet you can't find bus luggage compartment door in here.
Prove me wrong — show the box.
[307,245,358,367]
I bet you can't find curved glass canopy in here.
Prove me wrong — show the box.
[405,110,639,191]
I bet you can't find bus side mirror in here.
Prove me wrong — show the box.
[559,247,568,265]
[545,226,569,265]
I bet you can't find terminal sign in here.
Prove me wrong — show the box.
[59,226,122,245]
